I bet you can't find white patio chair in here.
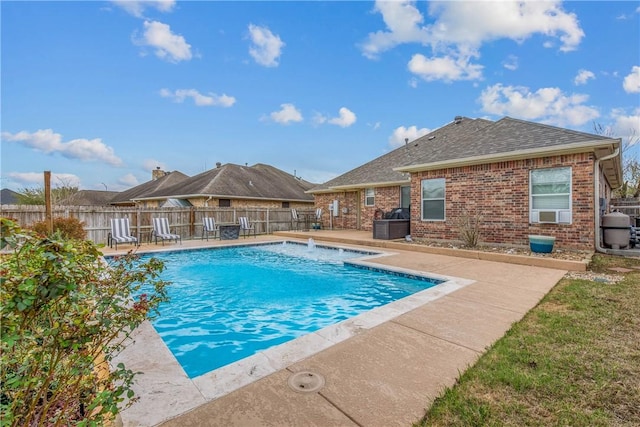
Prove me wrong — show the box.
[291,209,304,230]
[151,217,181,245]
[238,216,255,238]
[313,208,323,230]
[202,217,219,241]
[108,218,138,250]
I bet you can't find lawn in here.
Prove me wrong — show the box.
[417,253,640,426]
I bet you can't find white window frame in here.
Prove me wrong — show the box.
[365,188,375,206]
[529,167,572,224]
[421,178,445,221]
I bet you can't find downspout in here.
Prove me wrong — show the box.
[594,148,620,253]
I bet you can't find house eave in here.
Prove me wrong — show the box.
[307,179,411,194]
[394,139,622,173]
[132,194,313,203]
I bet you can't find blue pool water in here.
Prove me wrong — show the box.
[138,242,442,378]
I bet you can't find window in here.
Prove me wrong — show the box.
[400,186,411,209]
[282,201,290,208]
[421,178,445,221]
[530,167,572,224]
[218,199,231,207]
[365,188,375,206]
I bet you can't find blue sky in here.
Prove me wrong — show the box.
[2,0,639,192]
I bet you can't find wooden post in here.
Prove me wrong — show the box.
[44,171,53,234]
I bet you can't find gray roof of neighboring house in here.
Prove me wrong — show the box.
[58,190,119,206]
[110,171,190,205]
[135,163,315,202]
[1,188,21,204]
[310,116,622,193]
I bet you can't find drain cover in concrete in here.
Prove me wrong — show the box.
[288,371,325,393]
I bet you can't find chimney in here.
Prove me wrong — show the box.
[216,162,222,168]
[152,166,167,181]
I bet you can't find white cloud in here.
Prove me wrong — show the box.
[111,0,175,18]
[610,108,640,144]
[328,108,357,128]
[1,129,123,166]
[136,20,192,63]
[248,24,285,67]
[362,0,584,82]
[117,173,140,188]
[574,69,595,85]
[408,53,483,82]
[160,88,236,107]
[479,83,600,127]
[389,126,431,148]
[7,172,81,188]
[503,55,518,71]
[360,0,429,60]
[425,1,584,52]
[269,104,303,125]
[623,66,640,93]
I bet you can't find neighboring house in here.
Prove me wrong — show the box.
[309,116,622,251]
[131,163,315,209]
[110,170,190,207]
[58,190,119,206]
[1,188,21,204]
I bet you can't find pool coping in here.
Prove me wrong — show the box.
[112,239,475,426]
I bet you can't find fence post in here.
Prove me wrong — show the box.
[44,171,53,234]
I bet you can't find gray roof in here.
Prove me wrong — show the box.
[110,171,190,205]
[310,117,492,192]
[1,188,21,204]
[403,116,619,168]
[310,116,621,193]
[136,163,315,202]
[58,190,119,206]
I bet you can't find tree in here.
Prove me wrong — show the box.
[593,123,640,198]
[17,183,80,205]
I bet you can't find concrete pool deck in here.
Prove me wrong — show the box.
[103,231,572,426]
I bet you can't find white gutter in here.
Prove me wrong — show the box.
[594,148,635,255]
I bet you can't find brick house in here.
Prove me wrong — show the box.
[308,116,622,251]
[126,163,315,209]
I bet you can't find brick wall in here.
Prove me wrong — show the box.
[314,192,360,229]
[410,154,596,250]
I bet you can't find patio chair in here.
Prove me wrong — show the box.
[151,217,181,245]
[202,217,219,241]
[108,218,139,250]
[238,216,256,238]
[291,209,304,230]
[312,208,323,230]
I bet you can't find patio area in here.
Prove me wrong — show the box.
[107,231,571,426]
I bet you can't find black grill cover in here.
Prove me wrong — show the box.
[384,208,410,220]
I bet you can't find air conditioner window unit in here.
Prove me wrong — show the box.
[538,211,557,223]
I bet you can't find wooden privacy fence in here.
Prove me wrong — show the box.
[1,205,317,244]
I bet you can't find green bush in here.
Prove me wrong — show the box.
[0,218,170,426]
[31,216,88,240]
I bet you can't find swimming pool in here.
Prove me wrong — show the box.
[138,241,444,378]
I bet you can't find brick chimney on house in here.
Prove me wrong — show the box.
[152,166,167,181]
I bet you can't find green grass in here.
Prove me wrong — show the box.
[416,254,640,427]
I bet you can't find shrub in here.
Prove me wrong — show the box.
[0,218,170,426]
[31,216,87,240]
[456,210,483,248]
